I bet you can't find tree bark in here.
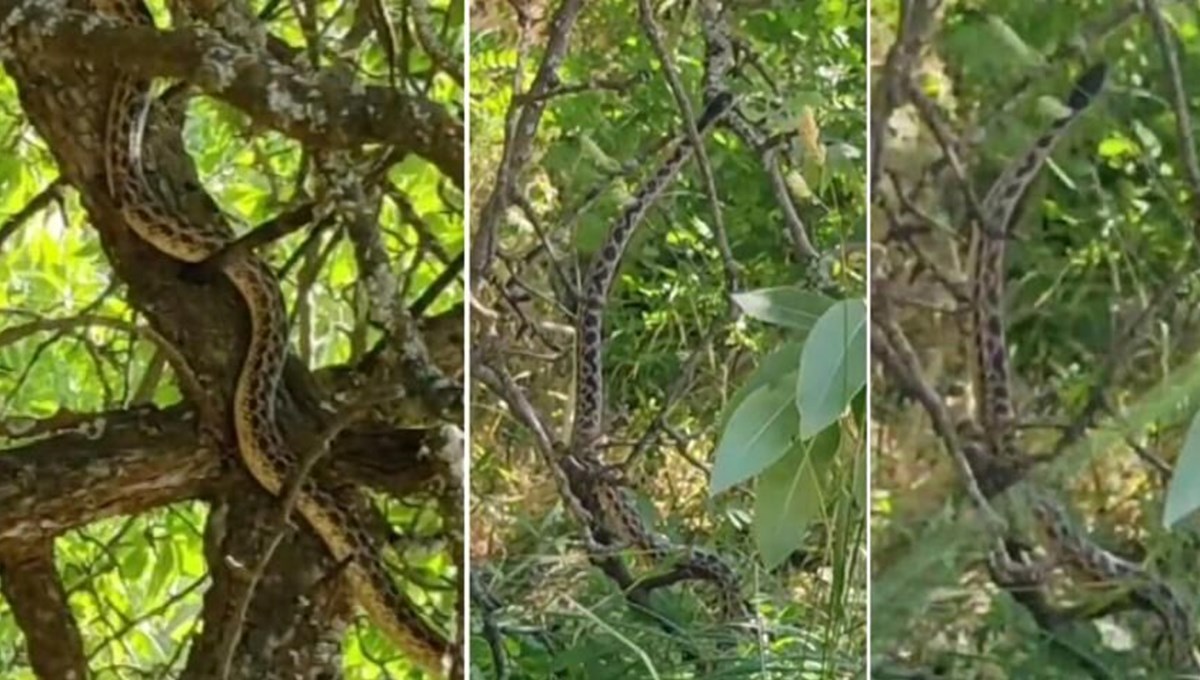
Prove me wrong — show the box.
[0,0,463,676]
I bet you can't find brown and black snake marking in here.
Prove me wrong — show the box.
[561,91,749,620]
[96,0,450,672]
[965,63,1198,671]
[970,63,1107,492]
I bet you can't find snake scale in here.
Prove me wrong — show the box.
[94,0,450,674]
[557,90,749,620]
[965,63,1197,671]
[967,62,1108,493]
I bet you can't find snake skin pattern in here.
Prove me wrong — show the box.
[562,91,748,620]
[93,0,450,674]
[969,63,1108,493]
[965,63,1196,671]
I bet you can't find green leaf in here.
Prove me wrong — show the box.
[1131,120,1162,159]
[120,541,149,581]
[755,425,839,568]
[1164,409,1200,528]
[984,15,1044,69]
[148,541,176,601]
[797,299,866,438]
[718,339,803,431]
[732,287,834,331]
[1097,135,1137,160]
[711,379,799,496]
[579,133,622,173]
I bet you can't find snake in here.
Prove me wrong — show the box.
[559,90,749,621]
[964,62,1197,671]
[93,0,450,674]
[967,62,1108,495]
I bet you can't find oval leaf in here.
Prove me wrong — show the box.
[755,425,840,568]
[1164,410,1200,528]
[711,380,800,496]
[718,340,804,432]
[797,299,866,438]
[732,287,834,332]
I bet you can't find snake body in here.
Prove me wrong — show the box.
[562,91,747,620]
[96,1,448,673]
[968,63,1108,493]
[1030,495,1197,670]
[966,64,1196,670]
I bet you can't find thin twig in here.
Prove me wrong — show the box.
[870,291,1005,532]
[471,0,586,292]
[1141,0,1200,244]
[0,179,63,252]
[637,0,738,292]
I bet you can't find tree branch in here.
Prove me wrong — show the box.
[0,405,446,546]
[0,542,87,679]
[4,11,463,187]
[469,0,585,291]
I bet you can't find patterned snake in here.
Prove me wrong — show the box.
[558,90,749,620]
[965,63,1197,671]
[967,63,1108,493]
[94,0,450,674]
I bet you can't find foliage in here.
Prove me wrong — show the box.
[470,1,866,677]
[872,0,1200,677]
[0,0,463,676]
[714,289,866,570]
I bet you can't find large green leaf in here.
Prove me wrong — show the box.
[797,298,866,438]
[755,425,840,568]
[1164,410,1200,528]
[711,379,799,496]
[717,339,804,432]
[731,286,835,332]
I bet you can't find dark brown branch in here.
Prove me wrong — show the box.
[411,251,465,318]
[870,290,1004,528]
[903,80,988,230]
[199,201,316,274]
[638,0,738,291]
[469,0,585,291]
[0,542,87,680]
[698,3,816,260]
[410,0,464,86]
[0,405,445,546]
[6,12,463,187]
[870,0,940,193]
[513,72,646,103]
[0,179,63,252]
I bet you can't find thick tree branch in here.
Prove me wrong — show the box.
[870,0,940,193]
[0,542,87,680]
[2,11,463,187]
[0,406,447,547]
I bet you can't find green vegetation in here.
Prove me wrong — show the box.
[872,0,1200,676]
[0,0,463,677]
[470,1,866,677]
